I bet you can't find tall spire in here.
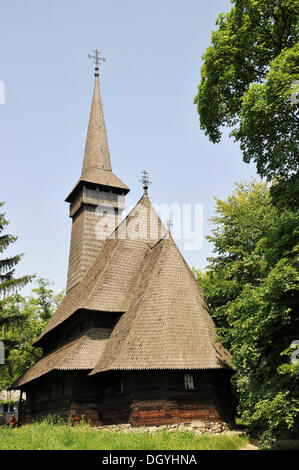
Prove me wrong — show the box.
[65,50,129,292]
[82,50,111,176]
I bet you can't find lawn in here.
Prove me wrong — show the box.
[0,421,249,450]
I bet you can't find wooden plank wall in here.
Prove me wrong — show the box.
[20,369,235,427]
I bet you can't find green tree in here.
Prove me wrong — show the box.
[194,180,299,445]
[0,201,33,331]
[194,0,299,205]
[31,278,64,322]
[0,279,64,391]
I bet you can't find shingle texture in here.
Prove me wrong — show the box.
[35,196,167,341]
[66,169,129,201]
[65,76,129,290]
[91,231,231,373]
[17,195,232,387]
[15,328,110,387]
[65,78,129,201]
[82,77,111,173]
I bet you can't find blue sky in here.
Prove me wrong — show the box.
[0,0,257,295]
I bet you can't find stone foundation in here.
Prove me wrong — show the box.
[96,421,242,435]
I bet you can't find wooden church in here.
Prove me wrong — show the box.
[14,52,234,427]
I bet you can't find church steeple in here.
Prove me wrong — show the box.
[65,50,129,203]
[82,50,111,175]
[65,51,130,292]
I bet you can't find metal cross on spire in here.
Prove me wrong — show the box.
[166,219,173,233]
[88,48,106,77]
[140,170,151,196]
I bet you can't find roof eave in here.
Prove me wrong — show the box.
[33,309,123,347]
[65,177,130,203]
[89,364,234,376]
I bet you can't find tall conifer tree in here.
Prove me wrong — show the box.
[0,202,33,328]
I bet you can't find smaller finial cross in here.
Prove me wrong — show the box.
[139,170,151,196]
[88,49,105,77]
[166,219,173,233]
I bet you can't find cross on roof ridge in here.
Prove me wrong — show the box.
[166,219,173,233]
[139,170,151,196]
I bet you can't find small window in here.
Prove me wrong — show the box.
[3,404,8,413]
[184,373,195,390]
[119,379,124,394]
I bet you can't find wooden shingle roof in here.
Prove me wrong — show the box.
[65,169,129,202]
[15,328,110,387]
[90,235,231,373]
[65,76,129,202]
[16,195,232,387]
[34,195,167,344]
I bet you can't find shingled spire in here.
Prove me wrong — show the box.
[65,51,129,292]
[81,67,112,175]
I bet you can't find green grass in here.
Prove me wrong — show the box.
[0,421,249,450]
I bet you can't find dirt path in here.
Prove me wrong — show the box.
[239,442,259,450]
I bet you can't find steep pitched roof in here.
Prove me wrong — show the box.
[65,170,129,202]
[34,195,167,345]
[25,194,231,386]
[14,328,110,387]
[90,236,231,372]
[82,76,111,173]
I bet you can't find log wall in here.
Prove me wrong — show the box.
[21,369,235,427]
[98,370,235,426]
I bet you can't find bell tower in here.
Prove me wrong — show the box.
[65,50,129,292]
